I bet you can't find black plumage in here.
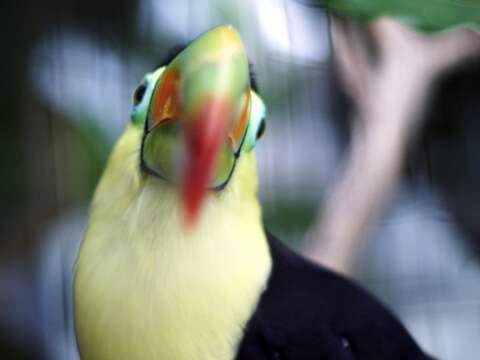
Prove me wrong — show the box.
[236,232,433,360]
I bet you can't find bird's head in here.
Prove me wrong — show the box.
[130,25,266,227]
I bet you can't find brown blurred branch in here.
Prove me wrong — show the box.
[303,17,480,274]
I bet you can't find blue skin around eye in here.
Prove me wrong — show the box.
[244,91,267,153]
[131,67,166,126]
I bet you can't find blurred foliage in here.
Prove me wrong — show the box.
[0,333,40,360]
[324,0,480,31]
[0,0,138,253]
[56,115,111,203]
[263,199,318,249]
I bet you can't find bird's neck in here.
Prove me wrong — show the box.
[75,125,272,360]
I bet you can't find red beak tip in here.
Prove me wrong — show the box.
[183,208,194,227]
[181,189,202,230]
[182,205,201,231]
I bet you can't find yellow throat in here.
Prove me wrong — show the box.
[74,124,272,360]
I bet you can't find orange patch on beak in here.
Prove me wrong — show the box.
[150,69,181,129]
[228,90,251,150]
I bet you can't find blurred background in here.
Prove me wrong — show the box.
[1,0,480,359]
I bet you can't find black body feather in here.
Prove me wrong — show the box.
[236,232,433,360]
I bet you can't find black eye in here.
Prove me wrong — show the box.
[133,82,147,105]
[256,118,266,140]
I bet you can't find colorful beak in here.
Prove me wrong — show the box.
[150,25,251,227]
[182,97,231,226]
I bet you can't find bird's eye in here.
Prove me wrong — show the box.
[133,82,147,105]
[256,118,266,140]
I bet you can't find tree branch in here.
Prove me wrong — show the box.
[303,17,480,274]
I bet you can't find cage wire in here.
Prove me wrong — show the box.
[1,0,480,359]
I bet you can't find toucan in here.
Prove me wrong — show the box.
[74,25,432,360]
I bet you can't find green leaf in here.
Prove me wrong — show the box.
[325,0,480,32]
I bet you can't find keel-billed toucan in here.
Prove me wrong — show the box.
[74,25,432,359]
